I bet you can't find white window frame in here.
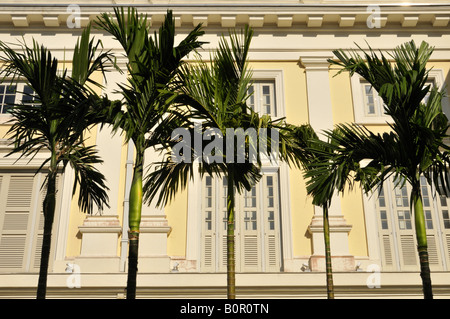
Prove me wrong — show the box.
[198,167,282,273]
[351,69,450,124]
[248,81,277,117]
[249,70,285,119]
[0,81,37,124]
[364,176,450,272]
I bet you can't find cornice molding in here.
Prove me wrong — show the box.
[0,5,449,30]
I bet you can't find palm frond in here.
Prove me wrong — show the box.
[71,24,119,88]
[63,143,110,214]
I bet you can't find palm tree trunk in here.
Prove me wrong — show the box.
[323,205,334,299]
[126,150,143,299]
[226,172,236,299]
[36,156,57,299]
[412,184,433,299]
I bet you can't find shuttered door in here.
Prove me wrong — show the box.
[0,172,60,272]
[376,177,448,271]
[200,173,282,272]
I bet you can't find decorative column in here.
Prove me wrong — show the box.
[75,67,126,272]
[300,53,355,272]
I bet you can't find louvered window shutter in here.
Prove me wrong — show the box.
[375,186,396,269]
[201,176,216,272]
[0,173,61,273]
[263,174,281,272]
[0,174,35,271]
[376,177,450,271]
[438,189,450,265]
[220,178,230,272]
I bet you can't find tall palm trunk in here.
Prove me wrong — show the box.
[126,149,144,299]
[412,183,433,299]
[36,152,57,299]
[322,205,334,299]
[226,171,236,299]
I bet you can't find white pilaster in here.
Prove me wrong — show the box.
[135,144,171,272]
[300,53,355,272]
[77,68,126,272]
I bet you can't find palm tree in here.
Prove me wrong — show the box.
[144,26,295,299]
[0,26,113,299]
[289,124,338,299]
[94,7,205,299]
[306,40,450,299]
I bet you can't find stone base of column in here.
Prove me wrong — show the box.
[73,257,121,273]
[307,214,355,272]
[134,256,171,273]
[137,215,172,273]
[308,255,356,272]
[76,215,122,273]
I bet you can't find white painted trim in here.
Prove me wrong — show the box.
[185,164,202,270]
[429,69,450,119]
[278,162,293,265]
[251,70,285,119]
[24,173,42,272]
[54,166,74,264]
[361,190,384,269]
[351,69,450,124]
[350,74,392,125]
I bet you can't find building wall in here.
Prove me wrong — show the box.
[0,1,450,298]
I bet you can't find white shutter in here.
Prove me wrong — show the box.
[427,235,440,266]
[382,235,394,266]
[0,175,35,270]
[434,187,450,270]
[221,235,228,271]
[201,176,216,272]
[219,179,229,272]
[446,234,450,262]
[0,173,61,273]
[239,185,261,272]
[399,234,417,267]
[375,186,397,270]
[263,174,281,272]
[203,234,213,269]
[243,235,259,269]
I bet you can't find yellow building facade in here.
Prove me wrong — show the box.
[0,1,450,298]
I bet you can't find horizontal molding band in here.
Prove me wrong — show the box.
[1,7,449,29]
